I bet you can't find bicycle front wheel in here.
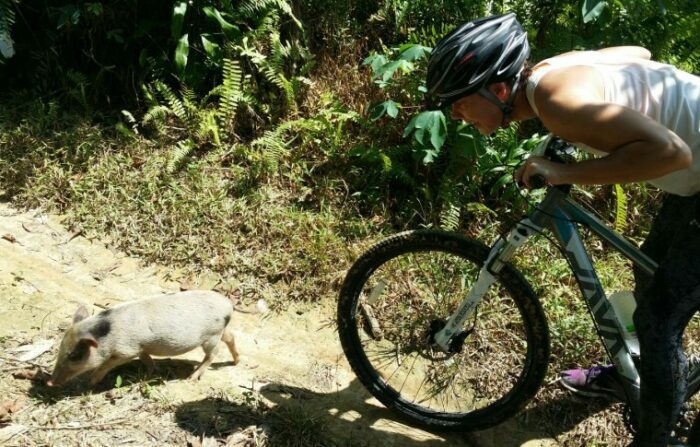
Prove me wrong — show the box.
[338,230,550,431]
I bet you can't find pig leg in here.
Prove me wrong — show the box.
[221,327,240,365]
[189,335,221,381]
[89,357,133,386]
[139,353,155,376]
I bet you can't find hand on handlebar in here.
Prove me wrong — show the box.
[515,156,560,189]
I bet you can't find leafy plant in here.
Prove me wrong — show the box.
[364,44,443,162]
[614,184,628,234]
[241,93,360,181]
[141,58,246,173]
[168,0,310,105]
[0,0,15,61]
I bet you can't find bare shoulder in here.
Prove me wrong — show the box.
[532,66,604,134]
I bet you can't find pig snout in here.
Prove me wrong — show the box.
[47,369,68,387]
[48,362,86,387]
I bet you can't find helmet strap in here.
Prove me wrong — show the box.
[478,72,522,126]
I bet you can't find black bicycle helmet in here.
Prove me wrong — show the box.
[426,13,530,116]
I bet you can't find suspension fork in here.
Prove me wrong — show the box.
[432,218,542,352]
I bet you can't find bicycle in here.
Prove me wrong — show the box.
[336,137,700,445]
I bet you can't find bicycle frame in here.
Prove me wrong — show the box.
[433,185,700,418]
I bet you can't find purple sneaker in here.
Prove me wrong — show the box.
[559,364,625,401]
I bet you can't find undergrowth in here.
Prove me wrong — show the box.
[0,47,666,447]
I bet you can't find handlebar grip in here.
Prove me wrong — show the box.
[528,175,547,189]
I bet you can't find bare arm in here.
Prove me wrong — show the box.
[550,46,651,61]
[516,66,690,187]
[596,46,651,60]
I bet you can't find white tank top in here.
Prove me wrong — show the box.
[525,51,700,196]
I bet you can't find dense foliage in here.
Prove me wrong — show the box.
[0,0,696,263]
[0,4,697,445]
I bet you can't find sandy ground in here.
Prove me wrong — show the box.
[0,202,562,446]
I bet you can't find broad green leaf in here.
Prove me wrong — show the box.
[403,111,448,152]
[582,0,606,23]
[386,101,399,118]
[171,1,188,39]
[175,33,189,74]
[369,103,385,121]
[201,35,221,61]
[429,113,447,150]
[490,174,512,193]
[403,116,417,138]
[363,54,387,75]
[86,3,103,16]
[369,100,400,121]
[55,5,81,30]
[418,148,439,164]
[399,44,431,62]
[377,59,413,82]
[203,6,240,38]
[0,32,14,58]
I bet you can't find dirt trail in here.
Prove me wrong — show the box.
[0,202,559,446]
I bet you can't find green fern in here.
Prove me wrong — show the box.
[197,110,221,146]
[251,128,289,172]
[234,20,305,110]
[166,139,196,174]
[218,58,243,126]
[142,105,170,134]
[614,184,628,234]
[439,202,460,231]
[238,0,302,29]
[437,173,462,231]
[180,85,199,117]
[154,81,189,125]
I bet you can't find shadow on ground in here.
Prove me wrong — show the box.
[172,376,615,447]
[25,358,231,401]
[471,389,616,446]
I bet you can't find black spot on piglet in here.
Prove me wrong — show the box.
[91,319,111,339]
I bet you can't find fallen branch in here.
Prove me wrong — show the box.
[27,418,131,431]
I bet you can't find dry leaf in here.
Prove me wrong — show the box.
[11,339,53,362]
[2,233,16,243]
[180,278,195,291]
[22,222,45,233]
[0,424,27,443]
[12,367,49,382]
[0,398,25,421]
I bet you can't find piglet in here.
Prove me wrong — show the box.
[48,290,240,386]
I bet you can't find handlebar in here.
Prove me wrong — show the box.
[522,135,577,192]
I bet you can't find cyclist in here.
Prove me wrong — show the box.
[425,12,700,447]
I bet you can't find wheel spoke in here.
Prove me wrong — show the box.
[339,231,549,430]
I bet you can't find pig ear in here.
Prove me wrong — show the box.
[80,336,98,348]
[67,337,97,361]
[73,305,90,323]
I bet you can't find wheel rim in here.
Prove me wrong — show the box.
[351,246,534,419]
